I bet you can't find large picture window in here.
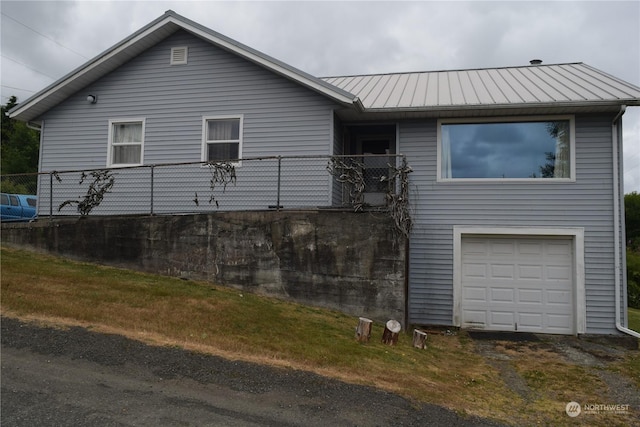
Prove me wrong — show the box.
[439,117,573,180]
[108,119,144,166]
[202,116,242,162]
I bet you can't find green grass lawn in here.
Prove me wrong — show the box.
[629,307,640,332]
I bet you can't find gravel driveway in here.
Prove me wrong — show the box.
[1,317,504,426]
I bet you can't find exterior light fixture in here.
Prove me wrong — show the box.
[87,94,98,104]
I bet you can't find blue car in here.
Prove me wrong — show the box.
[1,193,37,222]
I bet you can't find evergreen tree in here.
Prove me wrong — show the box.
[1,96,40,193]
[626,192,640,251]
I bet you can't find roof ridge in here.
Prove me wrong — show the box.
[321,62,585,80]
[9,10,362,121]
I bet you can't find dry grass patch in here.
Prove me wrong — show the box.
[2,246,638,426]
[1,247,516,421]
[487,340,637,426]
[608,348,640,394]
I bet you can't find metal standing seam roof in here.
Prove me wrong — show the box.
[321,63,640,111]
[8,9,640,122]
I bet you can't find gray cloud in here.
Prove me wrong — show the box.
[1,0,638,189]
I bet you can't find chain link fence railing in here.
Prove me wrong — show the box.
[1,154,408,220]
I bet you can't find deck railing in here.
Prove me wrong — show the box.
[1,154,408,220]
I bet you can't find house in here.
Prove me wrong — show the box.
[8,10,640,336]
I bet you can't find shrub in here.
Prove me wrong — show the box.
[628,249,640,309]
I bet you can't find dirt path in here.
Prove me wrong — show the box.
[470,331,640,424]
[1,317,504,427]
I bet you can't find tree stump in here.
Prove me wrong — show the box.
[381,320,402,345]
[413,329,428,349]
[355,317,373,343]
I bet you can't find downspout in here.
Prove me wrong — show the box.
[612,105,640,338]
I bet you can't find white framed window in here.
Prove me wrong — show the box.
[201,115,243,163]
[107,119,145,167]
[437,116,575,182]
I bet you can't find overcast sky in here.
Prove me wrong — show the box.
[1,0,639,191]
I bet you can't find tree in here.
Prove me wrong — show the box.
[1,96,40,193]
[539,152,556,178]
[626,192,640,309]
[628,249,640,309]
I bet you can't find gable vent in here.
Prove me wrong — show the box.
[170,46,188,65]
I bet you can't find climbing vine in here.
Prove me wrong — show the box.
[382,157,413,238]
[58,170,115,216]
[327,156,413,237]
[194,161,237,208]
[326,157,366,211]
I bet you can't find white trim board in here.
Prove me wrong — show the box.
[452,226,586,335]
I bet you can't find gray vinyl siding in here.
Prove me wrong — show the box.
[331,113,344,206]
[401,114,619,334]
[37,30,338,213]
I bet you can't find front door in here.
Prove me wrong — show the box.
[356,134,395,206]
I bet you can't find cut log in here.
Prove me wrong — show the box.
[381,320,402,345]
[355,317,373,343]
[413,329,428,349]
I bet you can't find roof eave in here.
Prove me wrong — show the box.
[363,99,640,114]
[9,13,182,122]
[9,11,362,122]
[333,99,640,121]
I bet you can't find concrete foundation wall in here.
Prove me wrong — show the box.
[1,211,407,322]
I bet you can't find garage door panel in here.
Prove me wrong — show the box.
[547,290,571,305]
[463,241,488,255]
[517,312,543,329]
[547,265,571,281]
[463,263,487,278]
[546,314,572,331]
[547,241,572,255]
[463,310,487,326]
[490,241,515,255]
[490,311,515,328]
[518,242,543,256]
[463,286,487,302]
[518,289,543,304]
[519,265,543,280]
[490,288,515,303]
[461,236,574,334]
[491,264,515,279]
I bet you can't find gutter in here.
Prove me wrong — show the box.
[612,105,640,338]
[26,121,41,131]
[363,99,640,114]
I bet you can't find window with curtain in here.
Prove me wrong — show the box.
[109,120,144,166]
[203,116,242,162]
[439,118,572,180]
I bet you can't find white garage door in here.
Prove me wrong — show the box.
[461,236,574,334]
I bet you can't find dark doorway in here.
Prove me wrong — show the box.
[343,124,396,205]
